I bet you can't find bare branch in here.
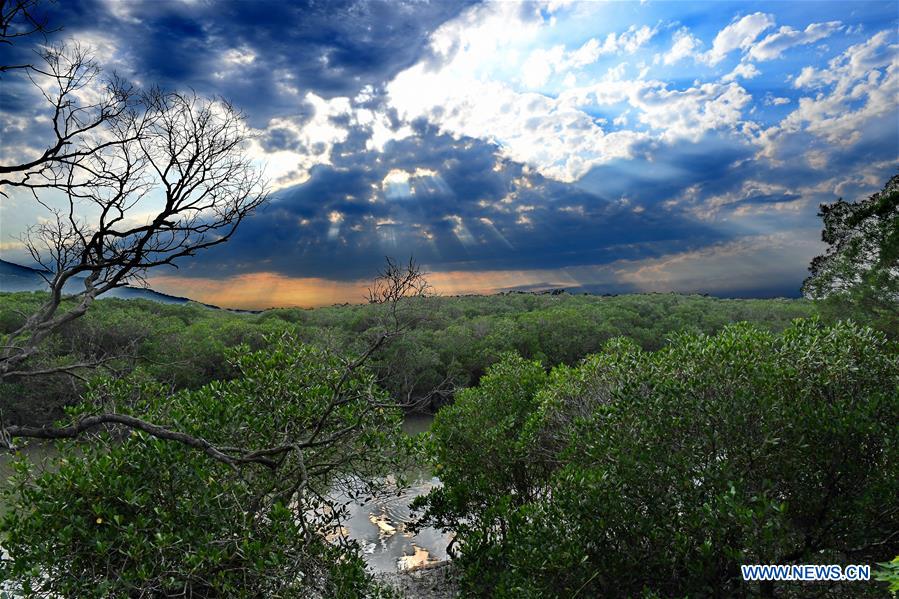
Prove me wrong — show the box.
[1,90,267,382]
[2,353,127,380]
[3,413,280,468]
[0,0,57,48]
[0,44,137,181]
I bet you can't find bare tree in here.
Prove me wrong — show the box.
[0,0,268,448]
[1,89,266,373]
[0,88,267,445]
[1,1,140,198]
[0,0,55,55]
[367,255,431,331]
[1,3,135,185]
[0,44,136,187]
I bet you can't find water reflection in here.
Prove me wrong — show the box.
[336,413,452,573]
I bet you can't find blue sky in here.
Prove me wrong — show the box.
[0,0,896,308]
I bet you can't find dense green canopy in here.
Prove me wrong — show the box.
[803,174,899,326]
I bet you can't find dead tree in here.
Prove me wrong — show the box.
[0,0,54,54]
[0,89,267,445]
[366,256,432,332]
[0,44,136,187]
[1,3,133,185]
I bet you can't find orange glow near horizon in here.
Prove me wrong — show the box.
[145,234,814,310]
[147,269,574,310]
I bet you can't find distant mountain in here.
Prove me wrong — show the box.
[0,259,220,307]
[0,259,48,292]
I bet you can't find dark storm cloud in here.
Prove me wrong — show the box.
[576,135,757,204]
[179,125,728,281]
[12,0,476,127]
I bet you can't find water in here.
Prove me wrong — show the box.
[0,414,448,574]
[337,413,451,572]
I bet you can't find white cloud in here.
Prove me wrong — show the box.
[636,82,752,141]
[722,62,761,82]
[380,168,444,200]
[605,24,659,55]
[249,93,353,188]
[770,30,898,146]
[663,27,702,65]
[355,108,414,152]
[391,66,648,181]
[387,3,658,182]
[792,29,896,89]
[764,93,791,106]
[521,45,567,88]
[748,21,842,61]
[562,79,752,143]
[426,2,544,77]
[250,90,415,190]
[102,0,142,24]
[386,3,761,182]
[214,46,257,80]
[521,25,658,88]
[705,12,775,65]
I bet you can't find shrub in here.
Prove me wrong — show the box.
[1,336,407,598]
[417,319,899,597]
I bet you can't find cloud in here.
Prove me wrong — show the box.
[250,93,354,187]
[389,62,649,182]
[763,30,898,149]
[748,21,842,61]
[613,232,820,296]
[26,0,473,128]
[176,125,731,285]
[387,3,760,182]
[3,0,897,306]
[705,12,775,65]
[562,79,752,143]
[150,231,819,308]
[663,28,702,65]
[722,62,761,82]
[521,26,658,89]
[764,93,791,106]
[148,272,369,309]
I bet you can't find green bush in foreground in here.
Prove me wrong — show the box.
[0,336,405,598]
[417,319,899,597]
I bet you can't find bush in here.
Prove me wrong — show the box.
[1,336,407,598]
[416,319,899,597]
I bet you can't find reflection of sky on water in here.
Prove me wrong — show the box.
[340,473,451,572]
[337,413,450,573]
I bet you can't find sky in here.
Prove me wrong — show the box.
[0,0,897,309]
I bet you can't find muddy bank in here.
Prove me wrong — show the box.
[376,562,459,599]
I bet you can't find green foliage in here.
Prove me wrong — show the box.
[417,319,899,597]
[0,291,819,426]
[0,288,892,596]
[875,556,899,596]
[414,354,548,553]
[0,336,407,597]
[803,174,899,337]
